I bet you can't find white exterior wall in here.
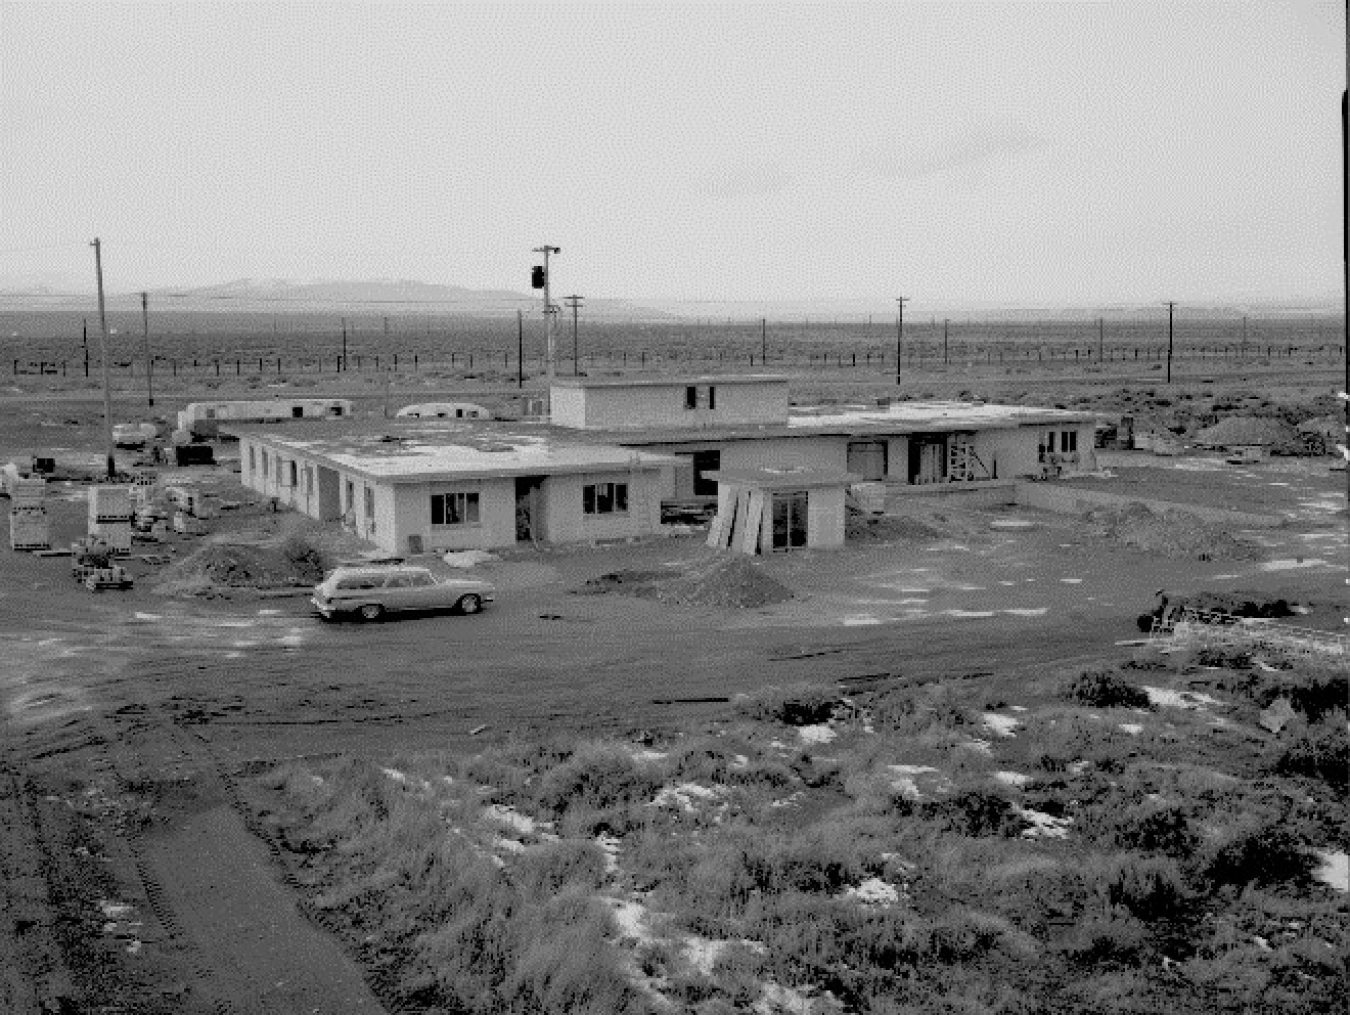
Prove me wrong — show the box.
[719,436,845,474]
[544,470,663,543]
[556,380,789,429]
[390,477,517,554]
[549,386,588,428]
[806,486,846,549]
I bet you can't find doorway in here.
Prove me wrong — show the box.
[770,490,809,551]
[692,449,721,497]
[515,476,545,542]
[908,436,947,485]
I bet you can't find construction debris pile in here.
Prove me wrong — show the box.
[153,536,331,596]
[1087,501,1259,561]
[1193,415,1301,453]
[577,555,793,609]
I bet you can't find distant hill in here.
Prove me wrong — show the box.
[0,276,677,321]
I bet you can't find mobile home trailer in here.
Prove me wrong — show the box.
[178,399,353,435]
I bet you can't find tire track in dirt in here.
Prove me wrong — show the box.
[101,708,389,1015]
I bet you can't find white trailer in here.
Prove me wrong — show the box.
[177,399,353,433]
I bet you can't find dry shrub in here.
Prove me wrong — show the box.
[732,683,838,727]
[1200,823,1315,890]
[532,742,664,818]
[1081,797,1197,857]
[1100,855,1191,923]
[1064,669,1151,709]
[915,790,1027,838]
[1265,714,1348,790]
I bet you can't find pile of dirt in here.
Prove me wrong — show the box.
[576,556,794,609]
[1194,415,1299,450]
[1087,502,1259,561]
[845,512,943,543]
[154,537,331,595]
[663,556,794,608]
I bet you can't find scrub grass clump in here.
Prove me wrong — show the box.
[248,651,1348,1015]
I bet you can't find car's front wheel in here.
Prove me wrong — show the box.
[358,603,385,622]
[457,594,482,615]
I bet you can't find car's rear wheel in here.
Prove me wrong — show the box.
[457,594,482,615]
[358,603,385,622]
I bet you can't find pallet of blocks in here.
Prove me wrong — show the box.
[9,505,50,550]
[88,484,134,555]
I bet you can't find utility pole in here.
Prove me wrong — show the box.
[91,238,115,479]
[894,296,909,385]
[531,245,560,414]
[516,309,524,389]
[1097,317,1104,363]
[141,291,154,408]
[341,317,348,372]
[761,317,767,365]
[943,319,949,365]
[1165,301,1177,384]
[564,294,584,376]
[82,318,89,378]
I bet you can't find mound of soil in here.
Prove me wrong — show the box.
[576,557,793,609]
[845,513,943,543]
[665,556,794,608]
[154,538,330,595]
[1088,502,1259,561]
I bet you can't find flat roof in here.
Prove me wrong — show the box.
[596,401,1094,444]
[230,420,676,483]
[550,374,789,389]
[708,467,860,489]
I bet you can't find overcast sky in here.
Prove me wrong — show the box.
[1,1,1344,308]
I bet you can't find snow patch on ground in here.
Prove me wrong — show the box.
[596,833,621,873]
[630,748,668,763]
[1003,607,1048,617]
[1119,723,1144,735]
[1313,849,1348,893]
[1260,558,1328,571]
[483,803,541,835]
[1017,807,1072,839]
[993,771,1032,788]
[843,878,902,908]
[1144,687,1225,710]
[443,549,499,568]
[888,764,942,799]
[798,724,837,744]
[652,782,723,813]
[982,712,1020,737]
[943,609,996,618]
[380,767,407,783]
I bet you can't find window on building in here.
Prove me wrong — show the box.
[345,479,354,510]
[303,467,313,495]
[261,452,269,477]
[248,446,256,473]
[583,482,629,515]
[431,491,480,526]
[684,385,716,410]
[287,461,298,487]
[364,485,375,520]
[205,408,217,419]
[1062,430,1078,453]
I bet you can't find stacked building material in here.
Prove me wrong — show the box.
[88,485,134,555]
[8,475,50,550]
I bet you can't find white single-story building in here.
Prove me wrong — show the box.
[230,375,1099,553]
[548,377,1098,502]
[706,467,857,554]
[233,421,674,555]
